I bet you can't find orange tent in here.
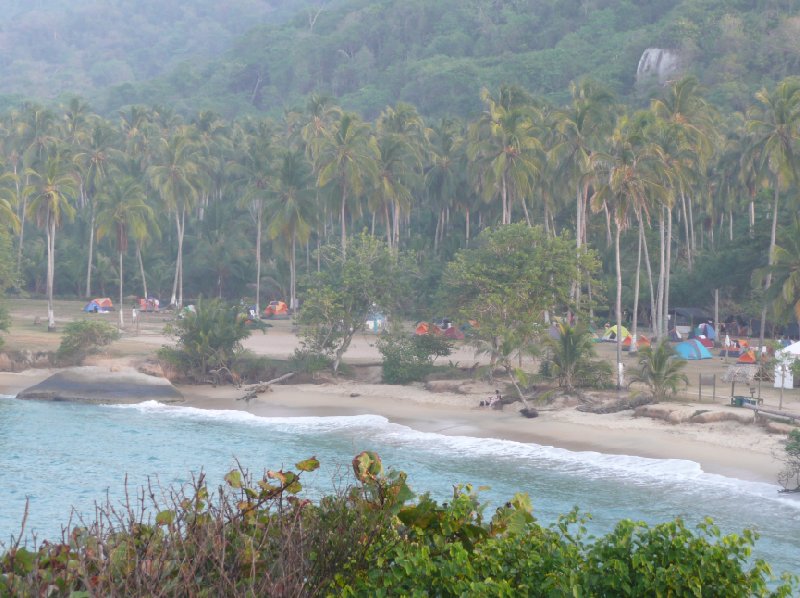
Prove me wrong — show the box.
[415,322,442,336]
[623,334,650,350]
[94,298,113,308]
[737,350,756,364]
[264,300,289,317]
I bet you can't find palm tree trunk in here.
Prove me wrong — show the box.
[255,207,262,314]
[501,176,509,224]
[340,185,347,256]
[118,250,124,329]
[641,221,656,337]
[46,218,56,331]
[614,221,623,388]
[178,209,185,308]
[136,242,148,299]
[680,192,692,271]
[85,206,95,298]
[290,230,297,312]
[465,207,470,247]
[383,203,392,249]
[393,202,400,249]
[170,210,181,306]
[630,223,643,354]
[519,194,531,226]
[656,210,665,339]
[576,187,582,249]
[664,207,673,339]
[758,183,781,370]
[14,165,25,278]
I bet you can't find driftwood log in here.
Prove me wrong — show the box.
[237,372,295,401]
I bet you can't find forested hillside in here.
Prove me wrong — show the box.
[0,0,317,110]
[112,0,800,119]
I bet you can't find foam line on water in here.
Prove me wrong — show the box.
[112,401,797,511]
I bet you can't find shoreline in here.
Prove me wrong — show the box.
[0,367,790,487]
[173,379,787,486]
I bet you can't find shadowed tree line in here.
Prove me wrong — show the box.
[1,77,800,355]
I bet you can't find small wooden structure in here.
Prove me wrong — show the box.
[721,364,759,401]
[698,373,716,403]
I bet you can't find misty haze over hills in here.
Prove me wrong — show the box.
[0,0,315,107]
[1,1,800,119]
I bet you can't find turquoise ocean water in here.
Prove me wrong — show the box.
[1,395,799,578]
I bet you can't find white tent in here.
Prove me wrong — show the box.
[774,341,800,389]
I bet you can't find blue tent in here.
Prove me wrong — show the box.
[674,339,712,360]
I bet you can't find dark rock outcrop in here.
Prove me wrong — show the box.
[16,366,183,404]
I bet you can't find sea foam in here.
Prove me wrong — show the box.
[111,400,797,513]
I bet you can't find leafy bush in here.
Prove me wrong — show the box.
[56,319,120,365]
[2,453,796,597]
[230,351,279,384]
[629,340,689,401]
[288,346,334,377]
[542,322,612,391]
[158,298,252,383]
[778,429,800,493]
[376,332,453,384]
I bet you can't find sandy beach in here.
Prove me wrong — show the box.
[2,301,799,487]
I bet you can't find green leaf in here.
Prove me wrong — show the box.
[155,510,175,526]
[296,457,320,472]
[224,470,243,489]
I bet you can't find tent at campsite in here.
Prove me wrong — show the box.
[264,300,289,318]
[83,298,113,313]
[622,334,650,350]
[415,322,442,336]
[674,339,712,360]
[775,341,800,388]
[443,326,465,340]
[601,324,629,342]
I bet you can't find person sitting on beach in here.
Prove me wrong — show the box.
[479,390,502,408]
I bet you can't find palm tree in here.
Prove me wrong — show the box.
[25,152,77,330]
[147,132,201,307]
[313,112,378,255]
[746,77,800,365]
[468,87,543,225]
[630,340,688,402]
[96,176,154,329]
[73,121,119,298]
[234,121,278,315]
[424,118,466,251]
[543,322,607,392]
[552,79,615,249]
[369,129,419,250]
[0,172,21,233]
[266,149,316,311]
[591,116,669,387]
[765,218,800,336]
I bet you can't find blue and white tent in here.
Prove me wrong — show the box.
[674,339,712,360]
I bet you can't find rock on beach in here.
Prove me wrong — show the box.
[16,366,183,404]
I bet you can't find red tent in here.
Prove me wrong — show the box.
[443,326,465,340]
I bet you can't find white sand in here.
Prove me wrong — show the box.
[3,322,798,486]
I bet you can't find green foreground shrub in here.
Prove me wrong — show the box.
[158,298,252,383]
[56,319,120,365]
[1,453,796,597]
[376,332,453,384]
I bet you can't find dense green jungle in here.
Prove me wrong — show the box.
[1,0,800,340]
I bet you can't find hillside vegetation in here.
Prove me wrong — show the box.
[0,0,316,111]
[107,0,800,118]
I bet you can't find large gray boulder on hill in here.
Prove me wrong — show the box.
[16,366,183,404]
